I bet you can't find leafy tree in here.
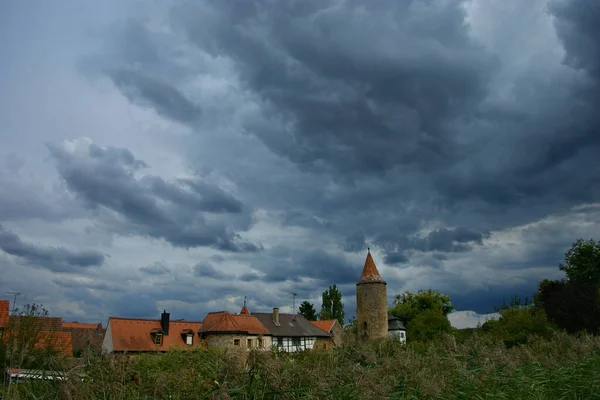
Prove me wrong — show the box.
[2,303,67,370]
[299,301,317,321]
[480,306,554,348]
[493,294,531,312]
[535,279,600,334]
[319,285,345,326]
[559,239,600,284]
[389,289,454,326]
[406,309,452,343]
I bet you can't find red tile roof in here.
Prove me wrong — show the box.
[10,316,63,331]
[108,317,203,352]
[311,320,337,333]
[240,305,249,315]
[0,300,9,328]
[200,311,270,335]
[358,251,386,284]
[63,321,100,330]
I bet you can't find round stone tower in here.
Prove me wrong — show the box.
[356,249,388,340]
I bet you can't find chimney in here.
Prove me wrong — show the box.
[160,310,170,335]
[272,307,280,325]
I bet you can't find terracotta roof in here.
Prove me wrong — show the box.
[35,331,73,357]
[358,251,386,284]
[311,320,337,333]
[9,316,63,331]
[253,313,332,338]
[108,317,203,352]
[240,305,249,315]
[63,321,101,330]
[199,311,270,335]
[0,300,9,328]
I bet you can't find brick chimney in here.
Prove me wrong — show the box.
[160,310,170,335]
[272,307,280,325]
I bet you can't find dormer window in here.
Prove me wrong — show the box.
[150,328,164,345]
[180,329,194,346]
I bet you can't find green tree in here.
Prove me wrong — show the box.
[535,279,600,334]
[559,238,600,284]
[480,306,554,348]
[389,289,454,326]
[298,301,317,321]
[319,285,345,326]
[407,309,452,343]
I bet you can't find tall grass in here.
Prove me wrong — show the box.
[3,331,600,399]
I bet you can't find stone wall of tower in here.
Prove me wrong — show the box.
[356,282,388,340]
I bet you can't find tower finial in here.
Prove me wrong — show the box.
[367,246,370,253]
[243,296,247,306]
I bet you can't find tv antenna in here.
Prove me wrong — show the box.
[7,292,21,314]
[292,292,297,314]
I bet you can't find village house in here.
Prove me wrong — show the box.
[62,321,106,356]
[102,310,203,353]
[0,300,73,359]
[199,307,272,349]
[253,308,332,352]
[387,313,407,343]
[310,319,343,347]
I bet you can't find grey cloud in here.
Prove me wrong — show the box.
[239,271,261,282]
[413,227,490,253]
[0,224,105,272]
[194,262,230,280]
[47,139,260,253]
[139,261,171,275]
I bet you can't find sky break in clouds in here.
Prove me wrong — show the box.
[0,0,599,326]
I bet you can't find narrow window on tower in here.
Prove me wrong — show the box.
[363,321,367,332]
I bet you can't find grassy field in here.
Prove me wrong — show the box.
[3,330,600,399]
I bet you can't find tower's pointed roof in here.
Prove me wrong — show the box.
[358,249,386,285]
[240,305,249,315]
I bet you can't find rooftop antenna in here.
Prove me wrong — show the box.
[6,292,20,314]
[292,292,297,314]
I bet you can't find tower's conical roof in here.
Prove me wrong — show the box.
[358,250,386,284]
[240,305,249,315]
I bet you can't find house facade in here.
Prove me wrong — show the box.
[253,308,332,352]
[387,313,407,344]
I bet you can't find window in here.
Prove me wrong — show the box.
[400,332,405,339]
[363,321,368,332]
[247,339,253,348]
[277,337,283,347]
[258,338,263,348]
[234,339,240,346]
[152,334,163,345]
[186,335,193,345]
[292,337,301,347]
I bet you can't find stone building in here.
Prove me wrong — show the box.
[356,249,388,340]
[199,310,272,350]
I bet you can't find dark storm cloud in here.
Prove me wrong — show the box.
[193,262,230,280]
[248,246,360,284]
[0,224,104,272]
[109,68,201,123]
[47,139,261,253]
[74,0,600,316]
[170,0,494,177]
[239,271,261,282]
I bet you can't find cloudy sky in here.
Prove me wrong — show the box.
[1,0,598,325]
